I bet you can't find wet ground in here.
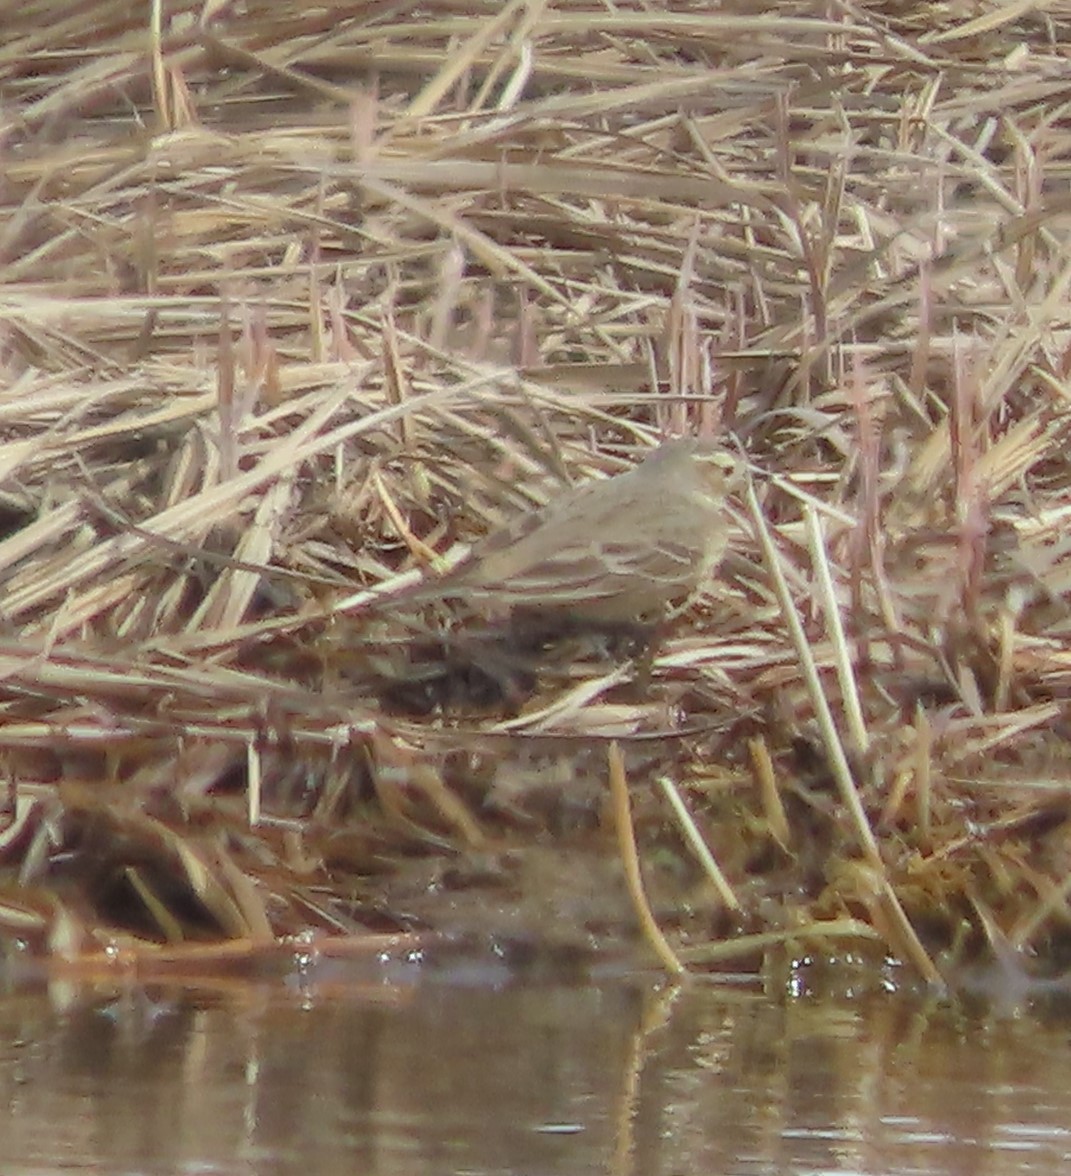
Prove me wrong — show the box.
[2,948,1071,1176]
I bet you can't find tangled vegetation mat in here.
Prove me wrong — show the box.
[2,0,1071,991]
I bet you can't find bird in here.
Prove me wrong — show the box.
[383,437,741,628]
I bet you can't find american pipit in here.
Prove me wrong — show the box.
[389,437,740,626]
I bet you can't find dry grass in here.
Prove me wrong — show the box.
[2,0,1071,987]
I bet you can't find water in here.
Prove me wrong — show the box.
[0,963,1069,1175]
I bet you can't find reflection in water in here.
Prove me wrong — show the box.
[1,964,1070,1175]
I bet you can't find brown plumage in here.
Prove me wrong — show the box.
[392,438,740,625]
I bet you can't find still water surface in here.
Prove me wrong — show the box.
[1,955,1069,1175]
